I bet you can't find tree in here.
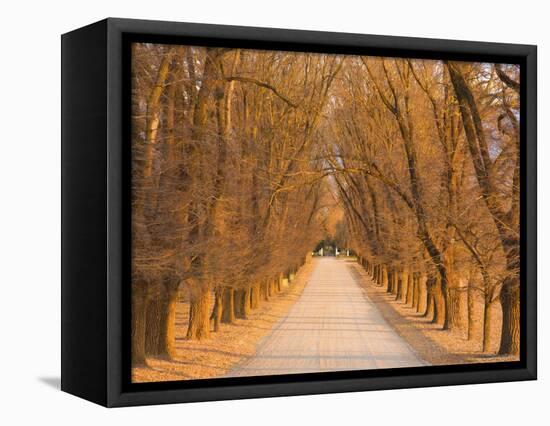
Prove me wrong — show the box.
[446,61,520,355]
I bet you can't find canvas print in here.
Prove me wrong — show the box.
[130,43,520,383]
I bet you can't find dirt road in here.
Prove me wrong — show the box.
[227,257,427,377]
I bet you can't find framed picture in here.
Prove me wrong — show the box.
[61,18,537,407]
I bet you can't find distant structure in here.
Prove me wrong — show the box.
[313,240,352,257]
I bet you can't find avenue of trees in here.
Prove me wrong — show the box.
[131,42,520,367]
[327,58,520,355]
[131,44,339,364]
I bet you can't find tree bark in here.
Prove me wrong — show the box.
[186,284,211,340]
[250,283,261,309]
[432,279,445,325]
[423,275,437,318]
[483,300,492,353]
[467,280,475,341]
[396,269,406,301]
[405,270,413,305]
[388,269,393,293]
[210,287,223,332]
[412,273,420,309]
[153,279,180,358]
[381,265,388,289]
[235,287,251,319]
[498,280,520,355]
[221,287,235,323]
[131,281,148,366]
[277,273,284,292]
[261,281,270,301]
[145,293,172,356]
[425,293,435,319]
[447,286,462,330]
[268,279,275,297]
[420,274,428,313]
[144,287,163,355]
[143,50,175,180]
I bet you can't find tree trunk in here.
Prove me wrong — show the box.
[414,273,421,312]
[432,279,445,325]
[467,280,475,341]
[396,269,401,293]
[417,274,427,313]
[221,287,235,323]
[396,269,406,301]
[154,280,180,358]
[381,265,388,289]
[144,291,162,355]
[144,291,172,357]
[277,273,284,292]
[235,287,251,319]
[425,293,435,319]
[186,284,211,340]
[143,51,175,180]
[405,271,413,305]
[447,286,462,330]
[261,281,270,301]
[389,270,394,294]
[250,283,261,309]
[412,273,420,310]
[498,279,520,355]
[482,300,492,353]
[431,292,441,324]
[131,281,148,366]
[210,287,223,332]
[424,275,437,318]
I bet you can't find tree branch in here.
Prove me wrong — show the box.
[495,64,520,94]
[224,75,298,108]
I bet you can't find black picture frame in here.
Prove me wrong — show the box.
[61,17,537,407]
